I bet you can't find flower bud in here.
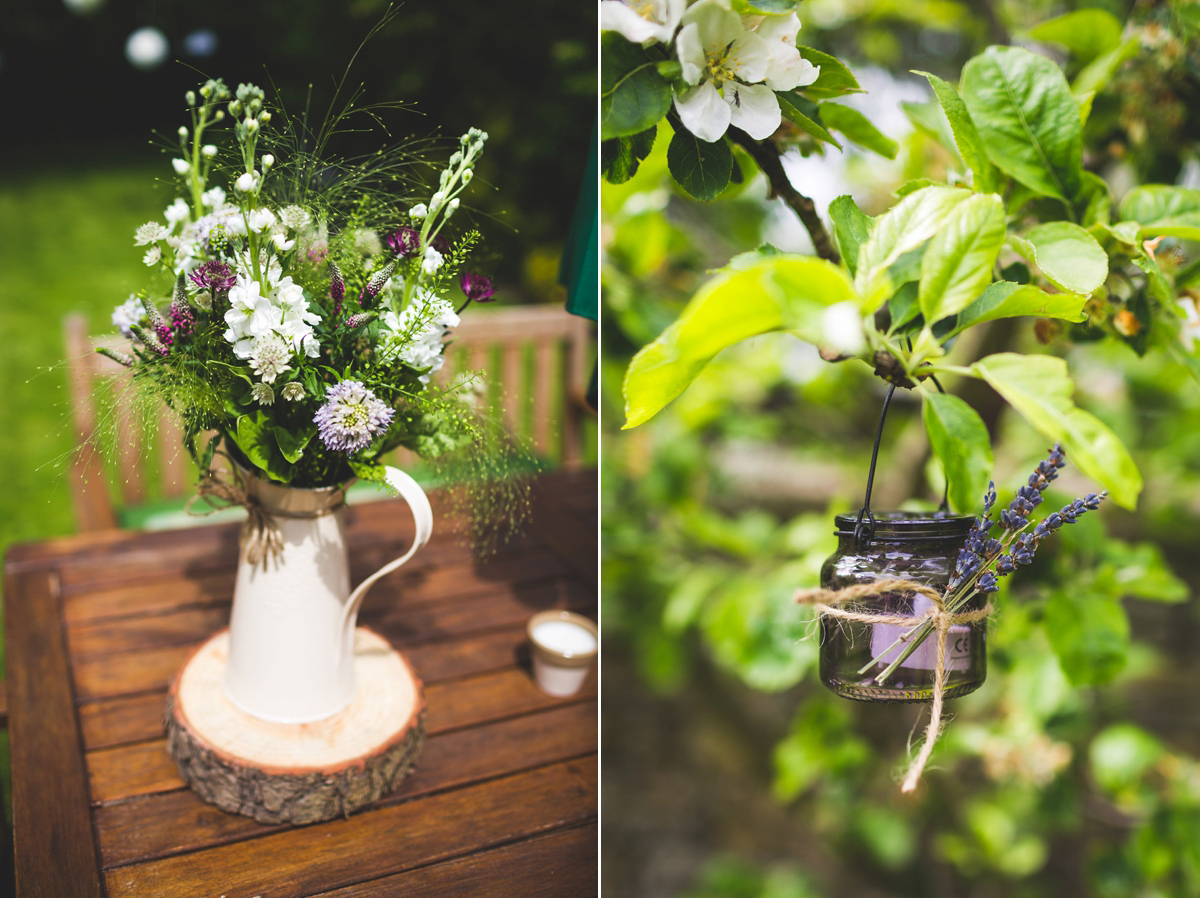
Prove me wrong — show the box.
[261,153,274,169]
[446,198,460,217]
[229,99,242,116]
[409,203,428,221]
[178,125,188,139]
[259,110,271,124]
[462,169,473,184]
[172,158,190,175]
[201,144,218,158]
[243,117,259,136]
[186,90,196,106]
[214,110,225,121]
[235,171,258,192]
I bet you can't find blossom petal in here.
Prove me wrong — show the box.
[600,1,671,45]
[674,82,732,142]
[728,82,780,139]
[728,32,771,84]
[674,22,706,84]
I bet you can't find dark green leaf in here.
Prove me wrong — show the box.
[914,70,999,193]
[233,412,293,484]
[820,103,898,159]
[797,47,863,99]
[667,127,733,201]
[887,281,921,332]
[273,424,316,464]
[601,33,672,140]
[828,194,873,278]
[602,128,658,183]
[960,46,1083,202]
[922,392,993,512]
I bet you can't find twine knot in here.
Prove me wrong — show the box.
[796,577,991,792]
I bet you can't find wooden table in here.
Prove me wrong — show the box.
[3,468,597,897]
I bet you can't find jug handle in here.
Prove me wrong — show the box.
[342,466,434,630]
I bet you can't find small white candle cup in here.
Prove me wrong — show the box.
[527,611,598,697]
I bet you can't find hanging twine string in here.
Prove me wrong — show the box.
[185,454,345,570]
[795,578,992,793]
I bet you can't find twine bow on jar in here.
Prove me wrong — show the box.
[795,578,992,792]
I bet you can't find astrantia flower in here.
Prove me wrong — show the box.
[143,246,162,266]
[202,186,226,208]
[251,382,275,405]
[135,222,169,246]
[461,271,496,302]
[189,259,236,292]
[386,226,421,258]
[250,332,292,383]
[601,0,685,45]
[314,381,395,452]
[279,205,311,231]
[280,382,305,402]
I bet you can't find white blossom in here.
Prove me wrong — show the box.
[164,198,191,227]
[820,301,866,355]
[380,292,460,382]
[421,246,444,275]
[143,246,162,266]
[235,171,258,193]
[600,0,685,45]
[172,158,190,175]
[201,186,226,208]
[279,205,311,230]
[134,222,169,245]
[201,144,218,158]
[250,333,291,384]
[247,207,276,233]
[409,203,428,221]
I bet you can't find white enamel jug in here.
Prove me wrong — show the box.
[221,467,433,724]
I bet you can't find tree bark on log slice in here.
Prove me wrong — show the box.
[165,628,425,825]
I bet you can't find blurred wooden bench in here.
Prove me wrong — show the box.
[64,305,593,533]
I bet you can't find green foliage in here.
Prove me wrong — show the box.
[922,391,992,512]
[667,124,735,201]
[601,33,673,140]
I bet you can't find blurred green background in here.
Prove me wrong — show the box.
[602,1,1200,896]
[0,0,594,823]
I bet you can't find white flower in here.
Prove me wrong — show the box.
[134,222,168,245]
[281,382,306,402]
[272,232,296,252]
[748,13,818,91]
[445,198,460,218]
[380,292,460,382]
[164,198,190,227]
[251,382,275,405]
[111,295,146,337]
[422,246,444,274]
[261,154,275,169]
[172,158,190,175]
[409,203,428,221]
[249,332,291,384]
[224,277,277,357]
[143,246,162,266]
[820,301,866,355]
[1179,298,1200,351]
[279,205,311,230]
[201,186,226,208]
[600,0,685,45]
[201,144,218,158]
[247,207,276,233]
[672,0,779,142]
[235,171,258,193]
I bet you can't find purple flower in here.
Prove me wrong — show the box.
[461,271,495,303]
[313,381,395,452]
[385,227,421,258]
[189,260,236,292]
[170,296,195,338]
[329,260,346,319]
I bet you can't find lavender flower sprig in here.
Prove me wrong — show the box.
[866,445,1107,685]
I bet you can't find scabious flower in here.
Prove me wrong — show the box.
[386,226,421,258]
[461,271,495,302]
[313,381,395,452]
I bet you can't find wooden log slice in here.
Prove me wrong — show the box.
[164,627,425,825]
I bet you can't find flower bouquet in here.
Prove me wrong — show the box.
[101,76,523,822]
[104,78,499,495]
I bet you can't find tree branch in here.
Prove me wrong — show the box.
[728,128,840,265]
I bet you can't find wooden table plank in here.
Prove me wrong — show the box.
[94,702,597,866]
[308,823,598,898]
[3,568,105,898]
[103,759,597,898]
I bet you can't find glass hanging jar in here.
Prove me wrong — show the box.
[818,512,987,702]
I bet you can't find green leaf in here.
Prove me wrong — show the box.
[1119,185,1200,240]
[233,412,293,484]
[1045,590,1129,686]
[918,192,1007,323]
[601,128,657,183]
[1028,9,1123,63]
[819,103,898,159]
[922,392,993,513]
[914,70,998,193]
[855,186,973,304]
[600,33,672,140]
[893,178,938,198]
[730,0,799,13]
[1104,540,1189,603]
[969,353,1141,507]
[953,281,1087,334]
[273,424,315,464]
[1072,37,1140,100]
[1020,222,1109,294]
[1090,724,1164,794]
[777,92,841,148]
[667,127,733,201]
[902,100,958,157]
[797,47,863,99]
[1077,171,1113,227]
[828,194,873,278]
[960,46,1083,202]
[623,258,857,427]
